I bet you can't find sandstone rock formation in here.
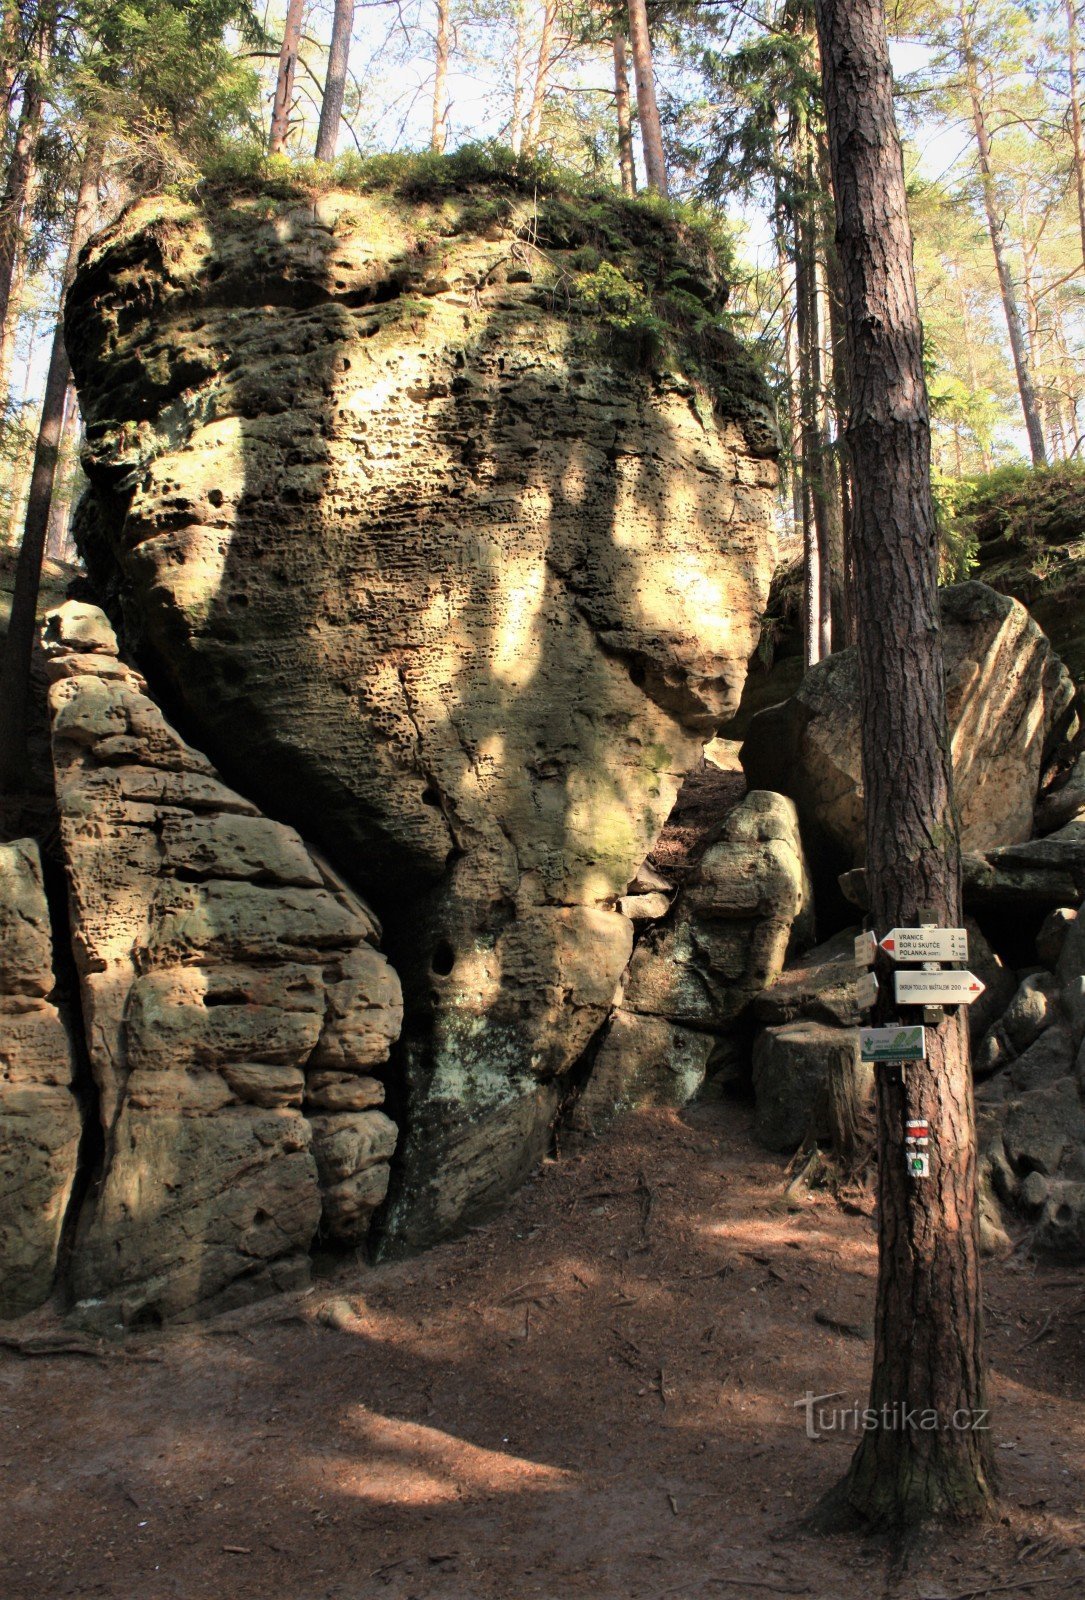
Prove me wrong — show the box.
[0,838,80,1317]
[568,790,812,1135]
[64,168,779,1246]
[742,583,1076,878]
[976,900,1085,1259]
[43,602,401,1324]
[622,790,813,1028]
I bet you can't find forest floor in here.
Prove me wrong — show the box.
[2,1101,1085,1600]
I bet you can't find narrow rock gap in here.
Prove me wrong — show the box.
[39,846,102,1308]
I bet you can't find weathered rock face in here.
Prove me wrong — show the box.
[43,602,402,1324]
[622,790,813,1028]
[742,583,1076,877]
[64,171,779,1246]
[976,898,1085,1259]
[0,839,80,1317]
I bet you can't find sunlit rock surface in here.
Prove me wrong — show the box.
[65,169,778,1246]
[44,602,402,1324]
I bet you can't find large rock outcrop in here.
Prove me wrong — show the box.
[64,164,779,1247]
[0,839,80,1317]
[742,583,1076,880]
[43,602,402,1324]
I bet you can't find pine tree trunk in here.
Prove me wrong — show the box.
[1066,0,1085,272]
[0,44,45,340]
[613,29,636,195]
[958,6,1046,465]
[44,380,77,560]
[818,125,855,646]
[0,139,101,795]
[0,168,32,410]
[814,0,995,1526]
[0,0,22,124]
[794,127,829,664]
[626,0,668,195]
[268,0,306,155]
[429,0,450,152]
[523,0,557,154]
[315,0,354,161]
[509,2,528,154]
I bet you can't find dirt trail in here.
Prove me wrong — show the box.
[2,1101,1084,1600]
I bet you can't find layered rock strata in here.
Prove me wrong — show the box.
[0,839,80,1317]
[64,170,779,1245]
[43,602,402,1324]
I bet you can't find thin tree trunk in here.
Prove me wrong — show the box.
[0,165,32,409]
[0,41,45,341]
[815,0,994,1526]
[818,124,855,645]
[429,0,450,152]
[958,5,1046,465]
[315,0,354,161]
[613,28,636,195]
[268,0,305,155]
[523,0,557,154]
[509,1,528,153]
[794,119,829,664]
[1066,0,1085,271]
[0,138,102,794]
[626,0,668,195]
[44,379,76,559]
[0,0,22,121]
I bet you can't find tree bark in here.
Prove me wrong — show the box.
[0,138,101,795]
[44,380,77,560]
[0,0,23,123]
[626,0,668,195]
[0,33,45,342]
[523,0,557,154]
[1066,0,1085,272]
[0,158,33,408]
[957,3,1046,465]
[814,0,995,1526]
[613,28,636,195]
[429,0,450,152]
[509,2,528,153]
[315,0,354,161]
[268,0,306,155]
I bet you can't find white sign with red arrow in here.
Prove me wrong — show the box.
[893,970,985,1005]
[879,927,969,963]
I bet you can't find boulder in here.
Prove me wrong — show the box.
[44,604,403,1324]
[742,583,1076,877]
[752,928,867,1027]
[65,167,780,1248]
[0,840,80,1318]
[568,1010,718,1135]
[751,1021,872,1153]
[621,790,813,1028]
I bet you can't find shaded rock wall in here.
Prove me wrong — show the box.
[64,173,779,1247]
[0,839,80,1317]
[44,603,402,1325]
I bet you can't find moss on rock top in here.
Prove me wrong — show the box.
[68,143,776,459]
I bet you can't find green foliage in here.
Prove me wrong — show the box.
[948,461,1085,570]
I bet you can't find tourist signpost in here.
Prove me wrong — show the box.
[853,923,984,1178]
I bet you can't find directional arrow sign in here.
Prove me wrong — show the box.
[855,970,880,1012]
[859,1024,927,1064]
[894,970,985,1005]
[854,930,878,968]
[879,927,969,964]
